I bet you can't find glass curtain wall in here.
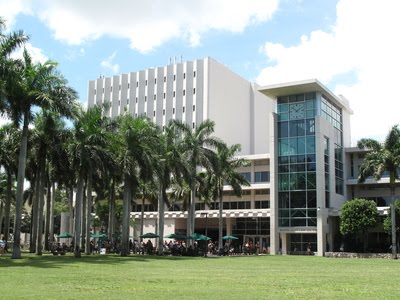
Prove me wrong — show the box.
[277,92,317,227]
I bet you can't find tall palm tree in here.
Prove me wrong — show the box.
[172,119,222,238]
[68,105,114,257]
[116,115,159,256]
[0,17,28,111]
[206,143,249,251]
[358,125,400,259]
[0,124,19,241]
[154,121,189,255]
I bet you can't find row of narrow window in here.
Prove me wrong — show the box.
[94,71,197,94]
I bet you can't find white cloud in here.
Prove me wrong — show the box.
[101,51,120,74]
[10,42,49,64]
[0,0,33,29]
[256,0,400,144]
[1,0,279,53]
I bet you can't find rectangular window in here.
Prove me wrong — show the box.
[183,107,185,113]
[145,80,147,86]
[173,91,176,97]
[119,85,121,90]
[163,92,166,99]
[183,90,186,96]
[193,71,196,77]
[193,88,196,94]
[183,73,186,79]
[145,96,147,102]
[153,111,156,117]
[94,89,96,95]
[173,108,175,114]
[136,82,138,87]
[193,122,195,129]
[127,99,129,104]
[193,105,195,111]
[164,76,166,82]
[154,78,157,84]
[255,171,270,183]
[127,83,130,89]
[154,94,156,100]
[173,74,176,81]
[110,86,113,92]
[240,172,251,182]
[135,97,138,103]
[163,109,165,115]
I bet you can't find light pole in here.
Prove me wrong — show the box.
[201,212,208,257]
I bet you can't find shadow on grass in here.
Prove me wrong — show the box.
[0,252,224,269]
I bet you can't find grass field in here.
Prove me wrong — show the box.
[1,253,399,299]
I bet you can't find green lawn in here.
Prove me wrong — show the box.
[1,253,399,299]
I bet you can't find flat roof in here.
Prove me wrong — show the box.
[258,79,353,114]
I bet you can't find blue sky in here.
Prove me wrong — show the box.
[1,0,399,144]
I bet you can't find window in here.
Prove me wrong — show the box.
[193,105,195,111]
[193,88,196,94]
[110,86,112,92]
[153,111,156,117]
[183,90,186,96]
[164,76,166,82]
[154,78,157,84]
[94,89,96,95]
[173,91,175,97]
[127,83,130,89]
[173,74,176,81]
[145,96,147,102]
[135,97,138,103]
[173,108,175,114]
[240,172,251,182]
[119,85,121,90]
[163,92,166,99]
[136,82,138,87]
[127,99,129,104]
[183,73,186,79]
[154,94,156,100]
[183,106,185,113]
[163,109,165,115]
[255,171,270,183]
[118,100,120,106]
[193,122,195,129]
[193,71,196,77]
[145,80,147,86]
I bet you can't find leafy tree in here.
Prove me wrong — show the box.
[383,199,400,249]
[358,125,400,258]
[340,198,379,252]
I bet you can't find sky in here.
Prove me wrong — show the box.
[1,0,399,145]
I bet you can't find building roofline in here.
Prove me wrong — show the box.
[258,79,353,114]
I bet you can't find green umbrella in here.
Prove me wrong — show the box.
[57,232,73,238]
[222,235,239,240]
[90,233,107,239]
[139,233,160,238]
[188,233,211,241]
[164,233,189,239]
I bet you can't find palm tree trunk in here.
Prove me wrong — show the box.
[218,188,223,253]
[121,176,132,256]
[390,185,397,259]
[36,158,46,255]
[81,183,86,251]
[157,184,165,256]
[30,172,40,253]
[48,182,56,247]
[44,179,51,251]
[85,169,93,255]
[108,179,115,241]
[68,186,74,235]
[3,169,12,241]
[74,173,84,258]
[12,114,29,259]
[0,201,4,238]
[140,196,145,237]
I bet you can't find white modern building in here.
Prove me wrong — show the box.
[87,57,396,256]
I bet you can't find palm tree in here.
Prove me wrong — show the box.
[0,124,19,241]
[0,17,28,111]
[172,119,222,238]
[135,179,158,237]
[68,105,114,257]
[206,143,250,252]
[116,115,159,256]
[358,125,400,258]
[154,121,190,255]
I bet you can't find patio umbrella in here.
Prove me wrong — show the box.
[222,235,239,240]
[164,233,189,240]
[90,233,107,239]
[139,233,160,238]
[57,233,73,238]
[188,233,211,241]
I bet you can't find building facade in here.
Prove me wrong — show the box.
[87,57,397,256]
